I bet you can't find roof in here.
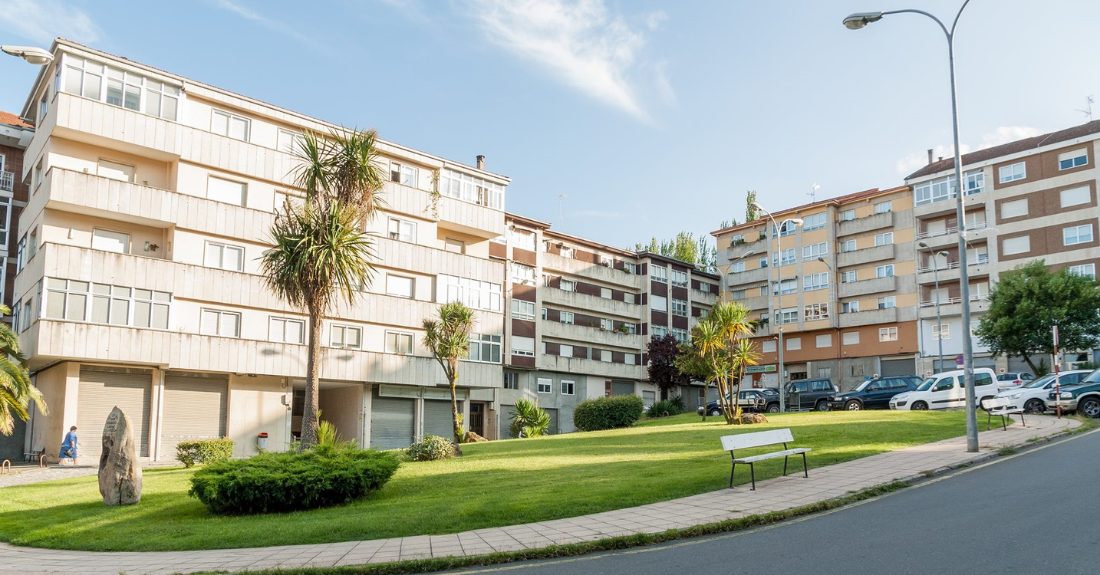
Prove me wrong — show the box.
[710,186,909,236]
[505,212,552,229]
[906,120,1100,180]
[0,110,32,129]
[543,228,638,258]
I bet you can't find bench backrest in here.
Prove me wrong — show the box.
[721,428,794,451]
[982,397,1013,410]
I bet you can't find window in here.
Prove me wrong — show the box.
[62,56,104,99]
[561,246,575,258]
[600,318,614,331]
[623,293,635,304]
[731,289,746,301]
[1064,224,1093,246]
[876,265,894,278]
[964,170,985,195]
[672,328,688,343]
[381,331,412,355]
[621,322,637,334]
[651,295,668,312]
[144,79,179,121]
[503,373,519,389]
[22,298,33,332]
[39,89,49,122]
[329,324,362,349]
[759,257,769,268]
[803,242,828,260]
[774,248,796,266]
[599,255,612,267]
[444,238,465,254]
[775,279,797,295]
[874,232,893,246]
[560,279,576,292]
[510,263,536,286]
[97,159,135,183]
[202,309,241,338]
[512,299,536,321]
[45,279,167,330]
[389,161,418,187]
[561,380,575,395]
[1060,186,1090,208]
[1059,149,1088,170]
[803,273,828,291]
[652,325,668,338]
[105,67,141,111]
[625,353,637,365]
[207,176,246,206]
[816,334,832,348]
[998,161,1026,183]
[915,177,953,205]
[537,378,552,394]
[841,270,857,284]
[465,333,501,362]
[1002,236,1030,255]
[0,196,11,248]
[671,270,688,287]
[651,265,668,281]
[1000,198,1029,219]
[437,274,502,312]
[878,296,896,309]
[388,218,416,242]
[623,262,638,274]
[211,110,250,141]
[438,168,504,209]
[787,337,801,351]
[204,242,245,272]
[27,228,37,261]
[803,213,827,231]
[33,159,43,188]
[805,303,829,321]
[560,344,574,358]
[842,331,859,345]
[559,310,575,324]
[839,239,857,253]
[874,201,892,214]
[779,307,798,324]
[269,317,305,344]
[600,287,612,299]
[778,220,797,237]
[508,227,536,251]
[879,326,899,342]
[671,299,688,316]
[92,229,130,254]
[932,323,950,341]
[385,275,415,298]
[699,283,712,293]
[839,210,855,221]
[277,129,305,154]
[1069,264,1096,279]
[511,336,535,357]
[762,340,777,353]
[11,299,20,333]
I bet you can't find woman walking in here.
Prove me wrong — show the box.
[59,426,78,465]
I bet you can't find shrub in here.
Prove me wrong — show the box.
[407,435,454,461]
[176,438,235,468]
[573,395,644,431]
[189,446,400,515]
[646,399,683,418]
[509,398,551,438]
[667,395,686,412]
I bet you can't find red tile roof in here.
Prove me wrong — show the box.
[0,110,32,129]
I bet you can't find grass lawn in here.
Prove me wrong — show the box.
[0,410,969,552]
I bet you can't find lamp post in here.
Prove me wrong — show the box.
[1,45,53,65]
[844,0,980,452]
[918,242,950,372]
[751,202,803,411]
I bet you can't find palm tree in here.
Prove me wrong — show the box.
[710,302,756,420]
[0,305,46,435]
[423,301,475,452]
[262,129,385,449]
[690,318,736,424]
[730,338,761,415]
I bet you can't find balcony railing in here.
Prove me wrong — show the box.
[915,220,987,240]
[919,294,987,308]
[0,171,13,192]
[917,255,988,274]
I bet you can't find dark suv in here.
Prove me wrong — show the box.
[827,376,923,411]
[785,378,838,411]
[699,388,781,416]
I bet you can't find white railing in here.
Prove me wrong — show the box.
[918,255,988,274]
[0,171,13,193]
[915,220,987,240]
[919,294,987,307]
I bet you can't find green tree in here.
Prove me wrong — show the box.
[975,260,1100,373]
[684,302,759,424]
[0,305,46,436]
[261,129,385,449]
[745,190,759,222]
[509,398,551,438]
[423,301,475,451]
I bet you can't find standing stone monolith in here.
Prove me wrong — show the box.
[98,406,143,505]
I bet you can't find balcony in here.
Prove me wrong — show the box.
[837,211,894,236]
[541,253,642,288]
[837,244,896,268]
[538,354,643,380]
[727,266,771,287]
[374,235,504,281]
[382,181,504,239]
[917,295,990,319]
[741,294,770,311]
[838,275,898,298]
[915,220,987,249]
[541,320,645,350]
[0,171,13,193]
[541,287,641,319]
[913,191,987,219]
[916,257,990,285]
[22,319,503,386]
[691,288,718,307]
[838,307,899,328]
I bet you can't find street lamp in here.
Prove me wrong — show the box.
[1,45,53,65]
[844,0,980,453]
[751,201,803,412]
[918,242,951,372]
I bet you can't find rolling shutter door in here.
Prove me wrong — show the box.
[77,366,152,461]
[879,359,916,378]
[500,404,515,437]
[161,372,228,460]
[370,396,415,450]
[542,407,559,435]
[612,381,635,396]
[423,400,454,440]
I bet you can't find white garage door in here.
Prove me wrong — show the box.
[77,366,152,462]
[161,372,228,460]
[423,399,455,440]
[370,395,415,450]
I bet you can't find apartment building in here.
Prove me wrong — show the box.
[15,40,509,461]
[713,187,920,392]
[905,120,1100,374]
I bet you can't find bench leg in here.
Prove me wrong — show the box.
[1001,414,1007,431]
[783,455,789,477]
[750,463,756,491]
[729,461,736,489]
[1020,411,1025,427]
[987,411,991,431]
[802,452,809,478]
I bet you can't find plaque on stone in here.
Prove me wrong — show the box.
[98,406,143,506]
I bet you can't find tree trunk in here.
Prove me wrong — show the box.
[300,306,323,450]
[1023,355,1040,375]
[448,359,463,455]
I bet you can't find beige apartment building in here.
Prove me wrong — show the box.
[713,187,920,392]
[905,120,1100,374]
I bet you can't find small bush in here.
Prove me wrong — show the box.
[647,399,683,418]
[407,435,454,461]
[189,446,400,515]
[176,438,235,468]
[573,395,644,431]
[667,395,686,411]
[510,398,551,438]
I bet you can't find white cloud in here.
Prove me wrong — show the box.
[209,0,330,53]
[895,126,1042,175]
[0,0,101,44]
[468,0,666,121]
[653,60,676,106]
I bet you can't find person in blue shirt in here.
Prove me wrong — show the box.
[59,426,78,464]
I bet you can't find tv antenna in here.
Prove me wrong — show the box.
[558,194,566,229]
[1077,96,1094,122]
[808,183,820,203]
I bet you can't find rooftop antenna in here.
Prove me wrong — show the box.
[808,183,820,203]
[1077,95,1094,122]
[558,194,566,229]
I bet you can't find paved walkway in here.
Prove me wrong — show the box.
[0,415,1079,575]
[0,465,99,489]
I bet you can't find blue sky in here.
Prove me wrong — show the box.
[2,0,1099,250]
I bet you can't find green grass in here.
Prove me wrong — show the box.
[0,411,969,552]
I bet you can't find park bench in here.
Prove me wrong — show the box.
[721,428,811,490]
[980,397,1025,431]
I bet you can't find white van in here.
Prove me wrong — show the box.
[889,368,999,411]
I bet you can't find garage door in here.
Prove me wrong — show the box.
[543,407,559,435]
[423,399,455,440]
[880,358,916,377]
[161,372,228,460]
[611,381,635,396]
[370,395,415,450]
[77,366,152,461]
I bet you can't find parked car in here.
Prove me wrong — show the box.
[827,376,923,411]
[1046,369,1100,418]
[698,388,781,416]
[785,378,839,411]
[889,368,999,411]
[994,370,1092,413]
[995,371,1035,392]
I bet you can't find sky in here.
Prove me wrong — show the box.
[2,0,1099,251]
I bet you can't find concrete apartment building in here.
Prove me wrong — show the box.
[905,120,1100,374]
[713,187,921,392]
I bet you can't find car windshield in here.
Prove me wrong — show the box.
[853,381,872,392]
[1024,375,1056,389]
[1080,370,1100,384]
[916,377,936,392]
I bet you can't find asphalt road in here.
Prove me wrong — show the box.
[448,428,1100,575]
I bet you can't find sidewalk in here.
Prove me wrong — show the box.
[0,465,99,489]
[0,415,1080,575]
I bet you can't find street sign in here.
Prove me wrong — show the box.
[955,354,964,366]
[745,365,777,374]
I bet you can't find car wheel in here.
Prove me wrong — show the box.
[1079,396,1100,418]
[815,401,830,412]
[911,401,929,411]
[845,400,862,411]
[708,408,722,417]
[766,404,780,413]
[1024,398,1046,414]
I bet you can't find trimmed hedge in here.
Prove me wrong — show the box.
[573,395,645,431]
[407,435,454,461]
[189,446,400,515]
[176,438,235,468]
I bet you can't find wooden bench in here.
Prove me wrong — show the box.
[980,397,1025,431]
[721,428,811,490]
